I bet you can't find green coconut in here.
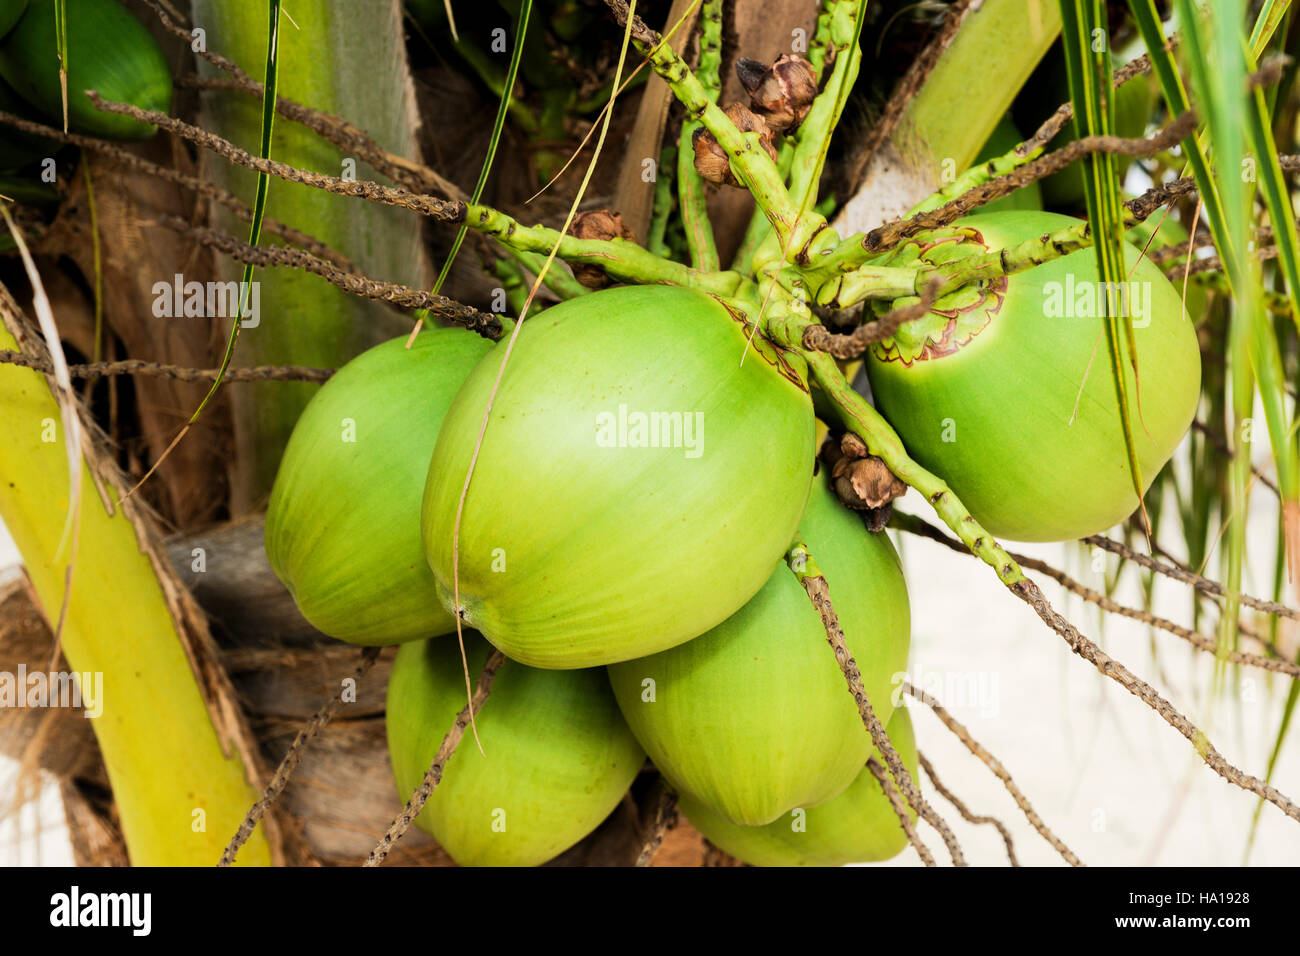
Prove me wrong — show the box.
[422,284,817,669]
[681,706,918,867]
[864,210,1201,543]
[608,470,910,826]
[0,0,172,141]
[386,632,645,867]
[266,329,493,645]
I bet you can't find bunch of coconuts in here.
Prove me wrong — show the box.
[266,50,1201,866]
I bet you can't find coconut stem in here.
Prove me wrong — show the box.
[783,0,861,219]
[647,143,677,259]
[463,202,742,294]
[501,245,591,301]
[675,0,722,272]
[786,539,966,866]
[866,757,935,867]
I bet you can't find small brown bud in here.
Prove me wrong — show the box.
[743,54,819,131]
[692,103,779,187]
[569,210,635,289]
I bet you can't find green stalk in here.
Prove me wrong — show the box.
[465,202,742,294]
[647,142,677,259]
[503,246,590,300]
[675,0,720,271]
[191,0,425,508]
[0,321,272,866]
[729,140,792,274]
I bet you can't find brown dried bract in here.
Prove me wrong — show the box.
[821,432,907,531]
[570,210,636,289]
[691,103,779,187]
[737,54,819,131]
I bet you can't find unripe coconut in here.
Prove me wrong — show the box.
[0,0,172,140]
[266,329,492,645]
[864,210,1201,542]
[422,284,816,668]
[680,706,918,866]
[385,632,645,867]
[608,470,910,825]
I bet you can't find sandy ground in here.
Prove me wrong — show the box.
[1,482,1296,866]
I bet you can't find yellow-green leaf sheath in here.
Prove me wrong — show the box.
[0,326,270,865]
[385,633,645,866]
[680,707,918,867]
[865,210,1201,542]
[422,285,816,668]
[266,330,492,645]
[608,470,910,825]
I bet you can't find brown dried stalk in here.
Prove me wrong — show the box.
[1086,534,1300,622]
[0,110,357,271]
[0,350,333,383]
[1018,52,1158,156]
[864,111,1199,252]
[904,682,1083,866]
[1012,577,1300,823]
[156,216,501,337]
[219,646,382,867]
[801,279,941,358]
[918,751,1019,866]
[895,511,1300,677]
[893,512,1300,824]
[843,0,982,197]
[866,756,935,867]
[797,571,967,865]
[177,75,466,202]
[85,94,465,222]
[150,0,456,205]
[365,649,506,867]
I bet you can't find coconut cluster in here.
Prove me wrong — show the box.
[267,282,916,867]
